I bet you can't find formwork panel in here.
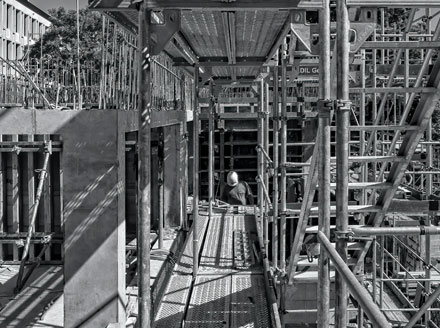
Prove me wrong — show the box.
[185,275,231,328]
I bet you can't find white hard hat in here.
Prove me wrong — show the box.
[227,171,239,187]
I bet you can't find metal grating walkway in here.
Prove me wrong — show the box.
[154,213,272,328]
[185,214,270,328]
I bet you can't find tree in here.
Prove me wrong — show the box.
[28,7,104,67]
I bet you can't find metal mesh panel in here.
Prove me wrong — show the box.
[153,275,193,328]
[199,215,234,273]
[233,230,254,269]
[185,275,232,327]
[230,274,270,328]
[175,215,209,275]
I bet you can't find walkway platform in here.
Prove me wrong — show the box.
[154,212,273,328]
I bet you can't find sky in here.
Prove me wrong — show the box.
[30,0,89,12]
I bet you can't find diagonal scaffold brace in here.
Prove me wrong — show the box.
[15,141,52,293]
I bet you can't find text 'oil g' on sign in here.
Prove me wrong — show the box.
[299,65,319,76]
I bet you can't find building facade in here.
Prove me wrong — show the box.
[0,0,51,61]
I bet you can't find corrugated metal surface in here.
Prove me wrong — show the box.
[235,11,288,57]
[181,11,225,58]
[98,8,290,79]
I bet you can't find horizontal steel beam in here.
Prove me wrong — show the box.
[347,0,440,7]
[350,87,438,94]
[174,57,265,67]
[361,41,440,49]
[351,226,440,236]
[90,0,324,10]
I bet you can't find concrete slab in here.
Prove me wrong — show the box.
[0,265,63,328]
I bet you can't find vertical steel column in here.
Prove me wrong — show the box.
[264,80,270,254]
[425,216,432,324]
[360,49,367,205]
[138,4,152,327]
[209,81,214,220]
[380,236,384,309]
[280,58,287,272]
[280,54,288,328]
[181,75,189,229]
[258,80,265,239]
[372,237,377,303]
[335,1,349,326]
[193,66,200,278]
[272,64,280,267]
[317,1,331,327]
[372,28,377,202]
[426,14,433,317]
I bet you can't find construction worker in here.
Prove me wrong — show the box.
[221,171,254,205]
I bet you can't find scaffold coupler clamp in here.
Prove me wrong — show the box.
[44,140,53,155]
[317,99,333,117]
[335,229,352,241]
[266,166,275,177]
[334,99,352,112]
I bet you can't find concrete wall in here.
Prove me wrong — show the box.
[0,108,187,327]
[163,124,182,228]
[0,109,136,328]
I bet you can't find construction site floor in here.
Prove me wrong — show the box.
[154,212,272,328]
[0,265,63,328]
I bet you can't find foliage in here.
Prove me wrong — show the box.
[28,8,104,67]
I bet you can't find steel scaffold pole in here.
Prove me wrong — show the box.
[138,3,152,326]
[272,63,279,267]
[193,66,200,278]
[317,0,331,326]
[335,1,350,326]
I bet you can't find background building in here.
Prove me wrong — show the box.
[0,0,50,60]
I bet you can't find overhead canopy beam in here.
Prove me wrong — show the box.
[265,11,294,63]
[173,57,265,67]
[89,0,324,11]
[222,12,236,65]
[346,0,440,7]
